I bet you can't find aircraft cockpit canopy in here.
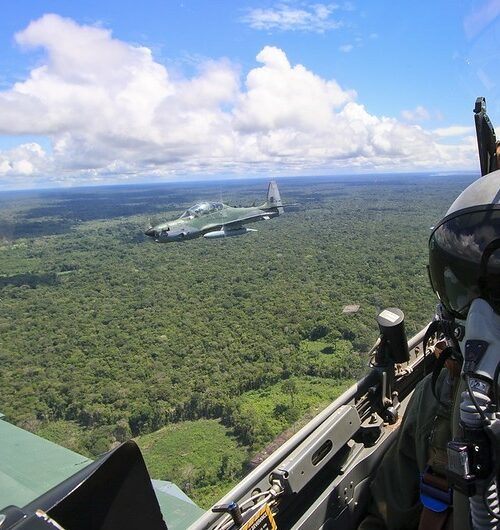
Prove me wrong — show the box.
[180,202,224,218]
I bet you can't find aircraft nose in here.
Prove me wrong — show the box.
[144,228,156,237]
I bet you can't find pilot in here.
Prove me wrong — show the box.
[359,169,500,530]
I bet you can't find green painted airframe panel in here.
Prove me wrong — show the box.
[152,480,205,530]
[0,418,204,529]
[0,418,92,508]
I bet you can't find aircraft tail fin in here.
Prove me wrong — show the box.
[264,180,284,214]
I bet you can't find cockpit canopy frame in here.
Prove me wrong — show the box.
[180,202,224,219]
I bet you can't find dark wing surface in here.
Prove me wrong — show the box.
[220,211,275,229]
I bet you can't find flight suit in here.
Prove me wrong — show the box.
[358,369,470,530]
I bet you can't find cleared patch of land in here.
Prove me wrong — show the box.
[137,419,247,508]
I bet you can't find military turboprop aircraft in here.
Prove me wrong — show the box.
[144,181,283,242]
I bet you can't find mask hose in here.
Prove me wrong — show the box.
[459,375,499,529]
[449,299,500,529]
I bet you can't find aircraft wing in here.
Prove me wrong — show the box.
[217,211,276,230]
[0,416,203,529]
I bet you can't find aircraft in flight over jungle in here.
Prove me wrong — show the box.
[144,180,284,242]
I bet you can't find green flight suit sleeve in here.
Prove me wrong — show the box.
[358,373,444,530]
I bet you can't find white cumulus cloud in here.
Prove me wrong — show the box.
[432,126,474,137]
[234,46,355,133]
[0,143,48,187]
[0,14,478,187]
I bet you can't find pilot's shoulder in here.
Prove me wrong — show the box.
[404,370,449,432]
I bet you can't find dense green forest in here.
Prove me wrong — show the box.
[0,174,474,505]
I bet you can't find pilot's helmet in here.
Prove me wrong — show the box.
[428,170,500,319]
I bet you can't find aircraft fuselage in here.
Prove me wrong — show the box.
[146,205,278,242]
[145,181,283,243]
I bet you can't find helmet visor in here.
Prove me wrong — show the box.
[429,208,500,319]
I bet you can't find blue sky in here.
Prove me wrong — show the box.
[1,0,500,189]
